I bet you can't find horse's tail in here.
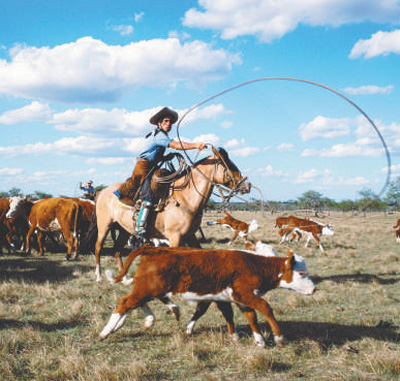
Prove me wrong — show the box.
[78,208,98,254]
[105,246,146,284]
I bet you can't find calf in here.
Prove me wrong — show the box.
[393,219,400,229]
[278,226,302,243]
[100,246,315,347]
[278,216,334,252]
[207,210,258,245]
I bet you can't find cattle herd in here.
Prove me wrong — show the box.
[0,196,399,348]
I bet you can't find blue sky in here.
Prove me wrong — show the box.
[1,0,400,202]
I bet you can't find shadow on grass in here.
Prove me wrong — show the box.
[0,319,82,331]
[187,319,399,350]
[313,272,400,285]
[0,254,93,283]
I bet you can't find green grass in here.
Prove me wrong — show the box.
[1,211,399,380]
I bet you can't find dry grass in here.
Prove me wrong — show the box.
[1,211,399,380]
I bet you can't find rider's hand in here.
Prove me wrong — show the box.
[197,143,207,151]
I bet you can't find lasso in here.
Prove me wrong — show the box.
[174,77,391,212]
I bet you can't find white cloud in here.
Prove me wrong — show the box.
[230,146,259,157]
[299,115,352,141]
[86,157,130,165]
[134,12,144,22]
[0,37,241,103]
[350,29,400,59]
[112,25,134,36]
[276,142,294,152]
[255,165,284,177]
[0,136,145,158]
[343,85,394,95]
[0,167,23,176]
[220,120,233,129]
[183,0,400,42]
[301,143,382,158]
[0,101,53,124]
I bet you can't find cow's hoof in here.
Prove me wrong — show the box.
[274,335,285,347]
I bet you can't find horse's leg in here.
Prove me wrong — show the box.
[112,228,133,284]
[95,220,112,282]
[183,233,202,248]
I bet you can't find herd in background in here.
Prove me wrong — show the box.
[1,195,399,347]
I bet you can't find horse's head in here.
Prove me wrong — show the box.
[212,147,251,195]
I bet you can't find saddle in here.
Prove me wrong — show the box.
[117,168,172,211]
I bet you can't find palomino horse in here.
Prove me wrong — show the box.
[90,147,251,282]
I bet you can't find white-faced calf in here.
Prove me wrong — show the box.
[100,246,315,347]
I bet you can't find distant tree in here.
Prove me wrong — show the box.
[297,190,324,212]
[94,184,107,193]
[356,188,386,212]
[33,191,53,199]
[0,191,9,198]
[8,187,23,197]
[336,199,356,213]
[384,176,400,210]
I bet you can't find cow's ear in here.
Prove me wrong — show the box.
[286,249,296,269]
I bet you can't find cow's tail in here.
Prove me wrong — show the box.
[78,208,98,254]
[105,247,144,284]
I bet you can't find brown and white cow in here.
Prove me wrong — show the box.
[25,197,81,259]
[393,219,400,229]
[1,197,32,253]
[207,210,258,245]
[278,226,302,243]
[100,246,316,347]
[278,216,334,252]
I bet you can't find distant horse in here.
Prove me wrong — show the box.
[85,148,251,282]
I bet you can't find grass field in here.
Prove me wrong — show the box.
[1,211,399,380]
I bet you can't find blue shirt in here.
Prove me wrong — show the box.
[139,129,172,163]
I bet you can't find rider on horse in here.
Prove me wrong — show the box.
[114,107,206,242]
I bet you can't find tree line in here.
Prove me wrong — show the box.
[2,177,400,214]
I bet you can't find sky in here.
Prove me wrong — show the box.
[1,0,400,202]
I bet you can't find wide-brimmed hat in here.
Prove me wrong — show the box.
[149,107,179,125]
[87,180,93,184]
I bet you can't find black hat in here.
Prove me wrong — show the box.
[149,107,179,125]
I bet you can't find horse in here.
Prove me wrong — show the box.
[84,147,251,282]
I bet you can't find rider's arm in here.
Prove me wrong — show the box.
[169,140,206,151]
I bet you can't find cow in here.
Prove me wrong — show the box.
[100,246,316,347]
[278,226,302,243]
[207,210,258,245]
[1,197,32,253]
[25,197,81,259]
[278,216,334,252]
[244,239,278,257]
[393,219,400,229]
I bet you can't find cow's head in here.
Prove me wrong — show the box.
[322,224,334,236]
[6,196,26,219]
[278,250,316,295]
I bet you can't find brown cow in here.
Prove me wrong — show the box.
[278,216,334,252]
[207,210,258,245]
[100,246,316,347]
[25,197,80,259]
[393,219,400,229]
[278,226,302,243]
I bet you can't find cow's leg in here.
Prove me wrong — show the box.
[158,296,180,321]
[216,302,238,340]
[304,233,312,248]
[99,288,150,340]
[314,234,324,252]
[25,225,36,255]
[237,305,266,346]
[140,303,155,330]
[186,301,212,334]
[228,230,239,245]
[37,231,45,256]
[236,294,284,347]
[63,229,74,260]
[5,230,15,254]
